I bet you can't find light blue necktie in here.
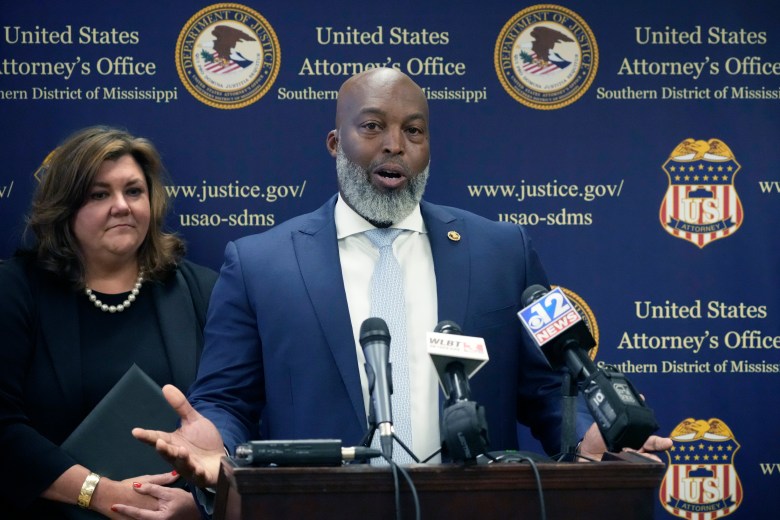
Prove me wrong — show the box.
[365,228,414,464]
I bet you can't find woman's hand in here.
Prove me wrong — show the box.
[109,472,199,519]
[87,472,165,518]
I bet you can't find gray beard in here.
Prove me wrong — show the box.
[336,144,429,225]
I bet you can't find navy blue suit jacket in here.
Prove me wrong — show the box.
[189,196,591,456]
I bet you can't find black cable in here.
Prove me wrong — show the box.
[396,461,421,520]
[391,459,401,520]
[481,452,546,520]
[382,454,421,520]
[520,456,546,520]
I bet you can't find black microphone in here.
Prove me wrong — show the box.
[518,285,659,452]
[359,317,394,459]
[433,320,475,406]
[432,320,490,463]
[519,285,596,366]
[233,439,383,466]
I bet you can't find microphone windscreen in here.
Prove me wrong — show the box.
[434,320,462,335]
[521,284,549,306]
[359,317,390,347]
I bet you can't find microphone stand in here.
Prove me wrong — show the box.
[360,403,419,463]
[360,402,378,449]
[558,368,579,462]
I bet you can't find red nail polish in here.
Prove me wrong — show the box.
[171,470,178,476]
[133,482,142,488]
[111,506,118,512]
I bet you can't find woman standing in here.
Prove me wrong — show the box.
[0,126,217,518]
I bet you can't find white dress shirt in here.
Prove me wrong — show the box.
[335,195,441,463]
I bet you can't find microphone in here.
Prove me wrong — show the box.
[233,439,383,466]
[518,285,596,365]
[428,320,490,462]
[359,317,394,459]
[427,320,489,403]
[517,285,659,451]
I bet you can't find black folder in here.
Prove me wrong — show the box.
[59,364,181,519]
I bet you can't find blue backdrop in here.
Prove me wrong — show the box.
[2,2,778,518]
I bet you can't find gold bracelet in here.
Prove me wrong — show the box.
[77,472,101,509]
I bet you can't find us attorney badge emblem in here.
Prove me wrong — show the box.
[659,418,743,519]
[494,4,598,110]
[660,139,743,248]
[176,3,280,109]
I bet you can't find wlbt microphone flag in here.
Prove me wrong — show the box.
[426,321,489,398]
[428,320,490,462]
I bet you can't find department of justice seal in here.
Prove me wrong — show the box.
[494,4,598,110]
[176,3,280,109]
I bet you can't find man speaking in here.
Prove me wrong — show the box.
[131,67,671,495]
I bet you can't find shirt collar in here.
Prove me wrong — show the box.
[335,194,426,239]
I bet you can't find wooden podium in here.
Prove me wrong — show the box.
[214,455,665,520]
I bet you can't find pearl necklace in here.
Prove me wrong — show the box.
[84,273,144,313]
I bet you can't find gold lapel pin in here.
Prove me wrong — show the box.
[447,231,461,242]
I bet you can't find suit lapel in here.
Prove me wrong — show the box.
[151,271,199,391]
[292,197,367,431]
[421,201,471,330]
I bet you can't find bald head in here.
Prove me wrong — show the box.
[335,68,429,128]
